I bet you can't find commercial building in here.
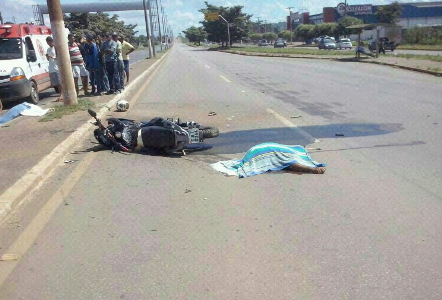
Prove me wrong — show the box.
[293,1,442,29]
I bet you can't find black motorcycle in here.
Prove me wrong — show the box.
[88,109,219,154]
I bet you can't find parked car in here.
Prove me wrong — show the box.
[368,37,397,52]
[337,38,352,49]
[258,39,268,47]
[318,38,336,50]
[274,39,285,48]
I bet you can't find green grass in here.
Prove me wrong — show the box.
[39,98,95,122]
[227,46,355,56]
[397,44,442,51]
[395,53,442,63]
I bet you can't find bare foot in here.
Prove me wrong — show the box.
[287,164,326,174]
[312,167,326,174]
[53,97,63,102]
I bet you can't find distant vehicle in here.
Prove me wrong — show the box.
[337,38,352,49]
[274,39,285,48]
[368,37,397,52]
[258,39,268,47]
[318,38,336,50]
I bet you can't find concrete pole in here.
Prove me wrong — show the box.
[287,7,294,44]
[376,27,380,58]
[143,0,154,58]
[147,0,156,57]
[155,0,163,51]
[46,0,77,105]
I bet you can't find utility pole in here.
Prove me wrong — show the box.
[147,0,156,57]
[287,7,294,44]
[219,15,230,48]
[344,0,348,17]
[0,3,3,25]
[154,0,163,51]
[256,17,261,33]
[263,20,267,33]
[46,0,77,105]
[143,0,154,58]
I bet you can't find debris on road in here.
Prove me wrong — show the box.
[335,133,345,137]
[291,115,302,118]
[185,189,192,193]
[1,254,18,261]
[64,160,77,164]
[208,112,217,116]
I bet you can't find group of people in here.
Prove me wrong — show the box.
[46,32,135,102]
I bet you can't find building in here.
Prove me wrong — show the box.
[292,1,442,29]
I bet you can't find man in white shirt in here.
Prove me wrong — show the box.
[46,36,63,102]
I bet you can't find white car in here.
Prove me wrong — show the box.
[337,38,352,49]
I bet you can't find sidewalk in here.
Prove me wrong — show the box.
[223,49,442,76]
[0,51,168,196]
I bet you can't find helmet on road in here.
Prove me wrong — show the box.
[116,100,129,112]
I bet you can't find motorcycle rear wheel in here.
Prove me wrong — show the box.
[201,126,219,139]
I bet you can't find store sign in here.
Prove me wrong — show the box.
[336,3,373,16]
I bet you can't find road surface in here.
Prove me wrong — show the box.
[1,43,441,299]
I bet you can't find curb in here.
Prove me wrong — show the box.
[0,51,171,223]
[222,50,442,77]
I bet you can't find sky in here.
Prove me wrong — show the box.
[0,0,433,36]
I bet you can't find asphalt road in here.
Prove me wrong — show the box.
[1,42,442,299]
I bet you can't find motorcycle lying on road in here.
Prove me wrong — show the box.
[88,109,219,154]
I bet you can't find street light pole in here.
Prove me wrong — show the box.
[219,15,230,48]
[143,0,154,58]
[287,7,294,44]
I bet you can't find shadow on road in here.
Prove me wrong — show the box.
[194,122,405,155]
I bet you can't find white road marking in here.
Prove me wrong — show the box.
[205,65,210,68]
[266,108,320,144]
[0,51,171,224]
[219,75,231,83]
[0,152,98,288]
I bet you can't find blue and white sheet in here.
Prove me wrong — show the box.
[211,142,325,178]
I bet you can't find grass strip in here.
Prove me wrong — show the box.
[39,98,95,122]
[395,53,442,63]
[397,44,442,51]
[228,46,355,56]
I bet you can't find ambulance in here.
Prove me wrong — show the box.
[0,23,53,104]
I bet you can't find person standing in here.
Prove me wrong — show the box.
[101,33,120,94]
[112,33,125,90]
[96,34,110,95]
[45,36,63,102]
[119,36,135,85]
[85,35,101,96]
[68,34,89,95]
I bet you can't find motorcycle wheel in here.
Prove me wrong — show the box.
[201,126,219,139]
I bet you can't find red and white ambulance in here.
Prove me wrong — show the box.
[0,23,53,104]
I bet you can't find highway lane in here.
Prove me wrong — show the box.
[0,42,441,299]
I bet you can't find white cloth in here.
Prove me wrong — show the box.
[46,46,58,73]
[20,102,50,117]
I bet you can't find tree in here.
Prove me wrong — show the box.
[336,16,363,37]
[375,2,403,24]
[294,24,315,42]
[64,12,138,42]
[263,32,277,43]
[312,23,338,38]
[249,33,263,43]
[278,30,292,40]
[182,26,207,45]
[199,2,252,47]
